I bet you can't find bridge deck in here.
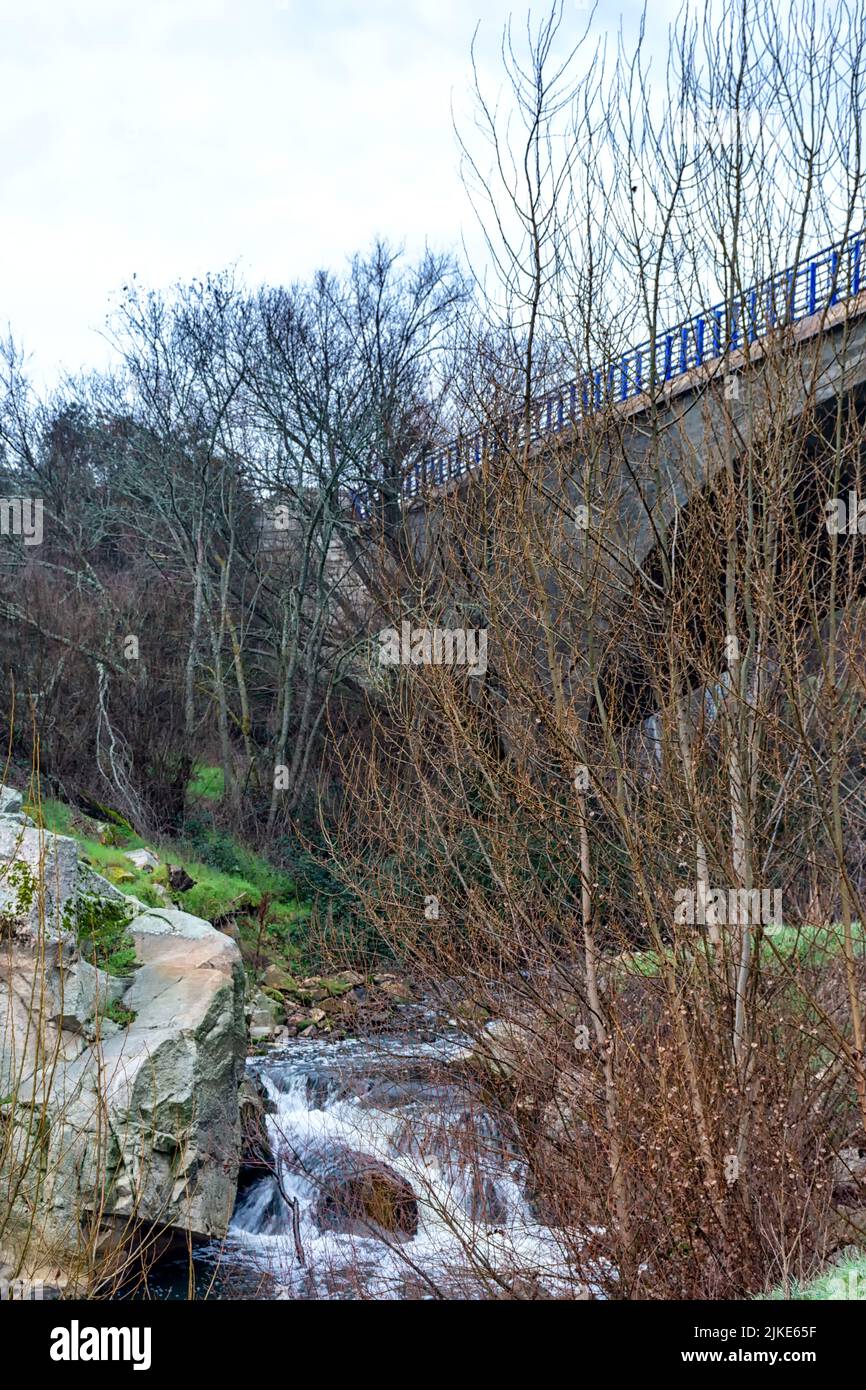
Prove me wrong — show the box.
[351,229,866,519]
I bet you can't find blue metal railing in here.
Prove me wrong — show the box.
[351,229,864,520]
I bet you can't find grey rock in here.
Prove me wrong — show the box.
[48,958,129,1032]
[83,1017,122,1043]
[541,1068,597,1146]
[0,786,23,816]
[124,848,159,873]
[167,865,196,892]
[131,907,216,941]
[467,1018,536,1082]
[0,830,246,1283]
[833,1145,866,1190]
[248,989,281,1041]
[75,862,131,905]
[0,823,79,938]
[287,1143,419,1237]
[250,1024,275,1041]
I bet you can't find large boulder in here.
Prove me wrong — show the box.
[0,868,246,1285]
[286,1142,419,1237]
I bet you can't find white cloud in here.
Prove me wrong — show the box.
[0,0,667,384]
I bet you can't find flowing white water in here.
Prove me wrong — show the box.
[223,1031,583,1299]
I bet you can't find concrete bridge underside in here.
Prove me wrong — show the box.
[401,297,866,726]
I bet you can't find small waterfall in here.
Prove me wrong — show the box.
[224,1030,578,1299]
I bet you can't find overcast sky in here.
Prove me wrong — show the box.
[0,0,665,384]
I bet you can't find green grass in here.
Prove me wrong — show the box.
[81,843,166,906]
[187,763,225,802]
[23,796,313,976]
[761,1252,866,1300]
[24,798,165,907]
[613,920,866,981]
[67,893,139,976]
[169,837,311,976]
[173,865,259,921]
[759,920,866,967]
[169,859,306,925]
[25,798,75,836]
[612,948,666,978]
[104,999,137,1028]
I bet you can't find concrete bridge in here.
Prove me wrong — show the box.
[352,229,866,725]
[354,229,866,570]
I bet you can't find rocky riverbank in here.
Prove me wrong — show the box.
[246,966,416,1044]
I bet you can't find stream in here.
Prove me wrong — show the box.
[175,1026,584,1300]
